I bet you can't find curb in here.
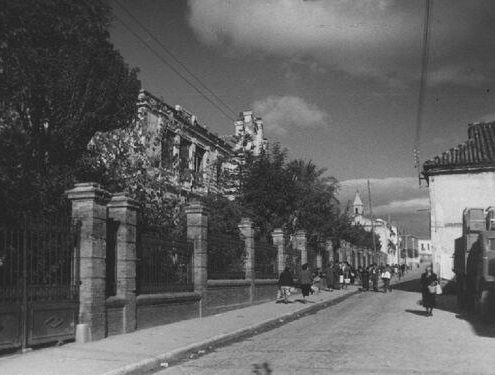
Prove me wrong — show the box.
[103,289,360,375]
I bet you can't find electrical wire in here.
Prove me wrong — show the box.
[113,14,236,122]
[114,0,238,117]
[414,0,433,181]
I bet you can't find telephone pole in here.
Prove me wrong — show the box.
[367,180,377,262]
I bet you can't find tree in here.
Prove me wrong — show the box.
[285,159,339,246]
[236,143,294,235]
[0,0,140,217]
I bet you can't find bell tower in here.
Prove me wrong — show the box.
[353,191,364,216]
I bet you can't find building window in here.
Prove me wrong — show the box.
[161,130,174,167]
[179,139,191,171]
[194,147,205,173]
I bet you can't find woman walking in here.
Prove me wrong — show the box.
[421,265,438,317]
[299,263,313,303]
[325,262,335,291]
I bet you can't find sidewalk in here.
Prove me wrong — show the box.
[0,286,360,375]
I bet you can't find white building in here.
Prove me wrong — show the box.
[352,192,399,265]
[422,121,495,280]
[418,239,432,264]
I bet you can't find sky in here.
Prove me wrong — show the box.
[109,0,495,237]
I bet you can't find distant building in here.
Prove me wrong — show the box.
[352,192,399,265]
[418,239,432,264]
[422,121,495,280]
[401,234,420,267]
[233,111,268,156]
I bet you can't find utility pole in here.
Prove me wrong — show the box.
[367,180,377,262]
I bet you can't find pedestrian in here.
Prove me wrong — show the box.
[360,266,370,291]
[400,263,406,278]
[341,262,349,289]
[299,263,313,303]
[311,271,321,295]
[277,266,294,304]
[333,262,342,290]
[370,264,380,292]
[381,264,392,293]
[421,264,438,316]
[325,262,335,291]
[349,266,356,285]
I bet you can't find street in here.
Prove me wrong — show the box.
[158,273,495,375]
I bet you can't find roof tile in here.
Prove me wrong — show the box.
[423,122,495,175]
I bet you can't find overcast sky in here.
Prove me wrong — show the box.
[109,0,495,237]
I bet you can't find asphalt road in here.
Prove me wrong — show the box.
[157,273,495,375]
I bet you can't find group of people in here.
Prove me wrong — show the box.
[279,261,440,318]
[277,261,409,303]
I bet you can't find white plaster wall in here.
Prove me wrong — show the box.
[429,171,495,280]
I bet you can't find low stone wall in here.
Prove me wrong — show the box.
[105,297,127,336]
[253,279,278,303]
[204,280,252,316]
[203,279,278,316]
[136,292,201,330]
[105,281,278,335]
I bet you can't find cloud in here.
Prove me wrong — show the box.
[187,0,495,87]
[429,65,488,87]
[253,95,329,135]
[479,113,495,123]
[374,198,430,215]
[339,177,428,207]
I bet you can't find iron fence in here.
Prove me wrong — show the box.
[254,239,278,279]
[0,218,80,303]
[136,232,194,294]
[285,239,301,279]
[207,232,245,279]
[0,216,80,350]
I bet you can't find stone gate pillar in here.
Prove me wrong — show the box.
[316,252,323,269]
[185,200,208,294]
[107,193,139,333]
[67,182,110,342]
[325,240,334,264]
[272,228,285,275]
[239,218,255,281]
[295,230,307,265]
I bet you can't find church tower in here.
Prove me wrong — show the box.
[353,191,364,216]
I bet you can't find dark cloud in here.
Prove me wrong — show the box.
[188,0,495,87]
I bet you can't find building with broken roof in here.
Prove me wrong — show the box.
[422,121,495,280]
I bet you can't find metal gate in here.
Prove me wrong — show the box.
[0,218,80,351]
[285,239,301,279]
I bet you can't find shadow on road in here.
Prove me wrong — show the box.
[394,276,495,338]
[405,309,429,317]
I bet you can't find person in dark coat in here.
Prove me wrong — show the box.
[333,262,341,290]
[421,264,438,316]
[360,266,370,291]
[325,262,335,291]
[370,264,380,292]
[299,263,313,303]
[278,266,294,303]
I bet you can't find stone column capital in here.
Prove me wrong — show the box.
[238,217,254,230]
[107,193,140,210]
[185,200,208,216]
[66,182,111,205]
[295,229,307,238]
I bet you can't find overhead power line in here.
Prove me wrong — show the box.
[113,11,235,121]
[414,0,433,183]
[113,0,238,118]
